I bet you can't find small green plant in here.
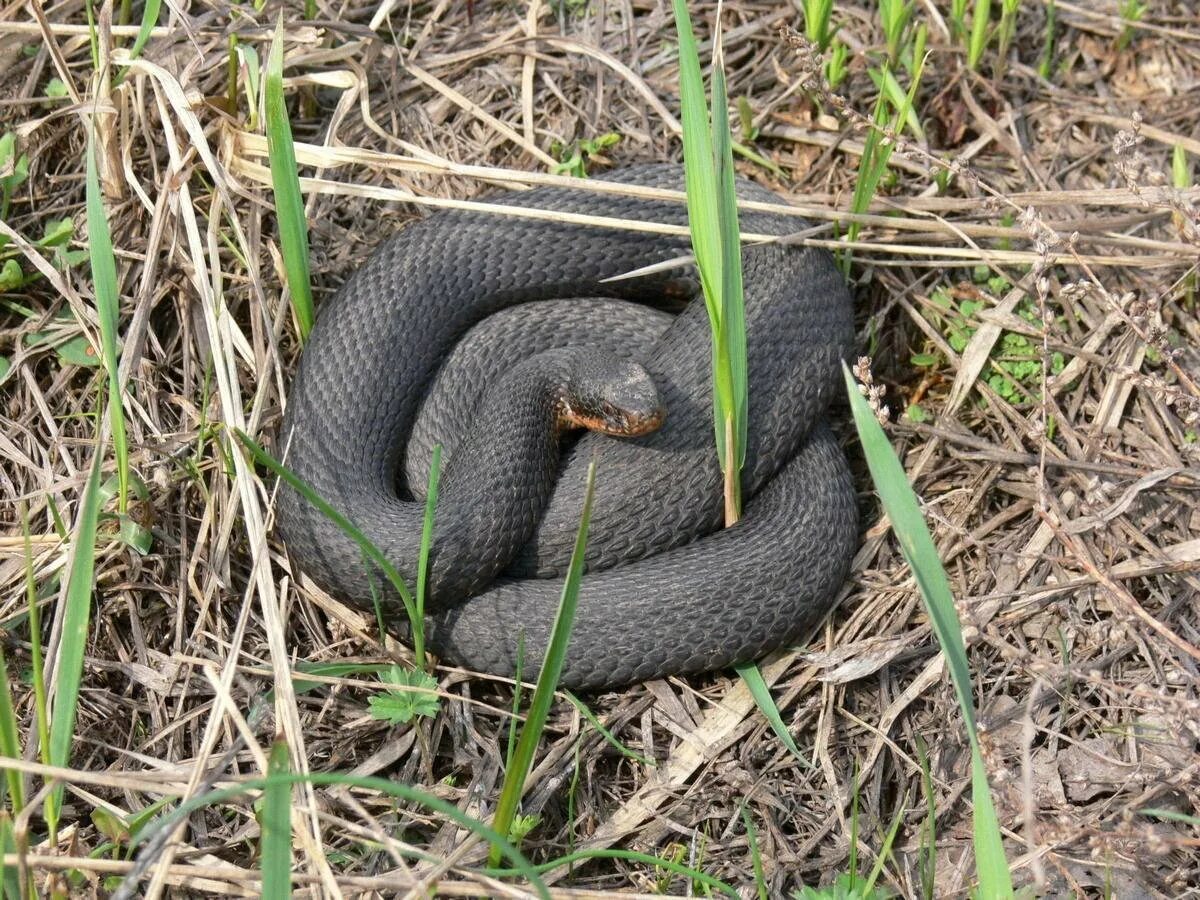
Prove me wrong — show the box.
[800,0,835,50]
[967,0,993,71]
[844,34,927,269]
[994,0,1021,77]
[876,0,914,66]
[827,37,850,90]
[1116,0,1147,51]
[367,666,440,724]
[949,0,969,41]
[550,132,621,178]
[917,285,1066,405]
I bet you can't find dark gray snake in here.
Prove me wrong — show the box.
[277,165,858,691]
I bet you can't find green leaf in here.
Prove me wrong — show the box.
[38,218,74,247]
[265,17,315,342]
[734,662,810,764]
[711,32,747,477]
[843,363,1012,896]
[45,78,68,99]
[45,445,105,836]
[904,403,927,423]
[86,126,130,515]
[128,0,162,62]
[0,357,10,382]
[0,259,22,291]
[91,808,130,844]
[55,335,102,367]
[367,666,439,724]
[117,515,153,555]
[290,662,393,695]
[910,352,939,367]
[489,462,597,867]
[260,739,292,900]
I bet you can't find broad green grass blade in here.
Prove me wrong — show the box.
[671,0,723,341]
[968,0,993,70]
[45,443,105,839]
[843,364,1012,896]
[128,0,161,61]
[489,462,597,867]
[86,130,129,515]
[734,662,809,765]
[235,431,423,667]
[710,35,747,480]
[261,739,292,899]
[136,773,548,898]
[265,17,315,342]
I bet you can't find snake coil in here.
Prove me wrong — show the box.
[277,165,858,690]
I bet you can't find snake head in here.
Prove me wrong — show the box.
[557,352,665,439]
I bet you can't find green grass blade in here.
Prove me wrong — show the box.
[85,129,128,515]
[843,363,1012,896]
[235,431,422,665]
[0,647,24,813]
[967,0,993,71]
[265,17,315,342]
[489,461,597,867]
[740,805,768,900]
[127,0,161,61]
[44,443,105,839]
[710,35,747,478]
[414,444,442,667]
[734,662,809,765]
[261,739,292,899]
[671,0,723,340]
[564,693,654,766]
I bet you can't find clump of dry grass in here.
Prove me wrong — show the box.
[1,0,1198,896]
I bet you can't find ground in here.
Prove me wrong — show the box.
[0,0,1198,897]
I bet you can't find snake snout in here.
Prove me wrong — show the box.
[559,353,665,439]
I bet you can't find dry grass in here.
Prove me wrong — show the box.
[1,0,1199,896]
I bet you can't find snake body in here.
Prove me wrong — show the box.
[277,165,858,690]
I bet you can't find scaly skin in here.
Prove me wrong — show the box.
[277,165,858,690]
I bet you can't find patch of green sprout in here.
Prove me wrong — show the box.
[995,0,1021,77]
[1116,0,1147,51]
[550,132,621,177]
[876,0,914,66]
[367,666,440,724]
[915,284,1067,407]
[800,0,835,50]
[967,0,992,71]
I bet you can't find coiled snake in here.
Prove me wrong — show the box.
[277,165,857,690]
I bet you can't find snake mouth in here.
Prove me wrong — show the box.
[560,404,665,438]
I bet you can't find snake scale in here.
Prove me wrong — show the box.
[277,165,858,691]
